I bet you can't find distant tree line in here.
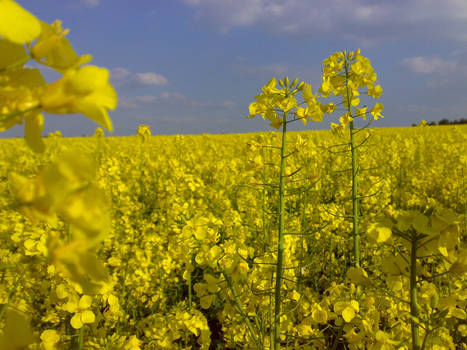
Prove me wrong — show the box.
[412,118,467,126]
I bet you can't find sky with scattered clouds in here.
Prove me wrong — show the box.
[4,0,467,136]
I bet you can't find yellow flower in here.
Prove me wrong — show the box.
[0,0,41,44]
[41,65,117,131]
[31,20,92,73]
[368,84,382,98]
[339,112,353,127]
[69,295,96,329]
[370,102,384,120]
[40,330,60,350]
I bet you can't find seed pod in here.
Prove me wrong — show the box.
[430,294,439,309]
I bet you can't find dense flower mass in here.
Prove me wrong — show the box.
[0,2,465,349]
[0,125,465,348]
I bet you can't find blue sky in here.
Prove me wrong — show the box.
[4,0,467,137]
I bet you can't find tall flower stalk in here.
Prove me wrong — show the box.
[320,49,384,292]
[247,76,329,349]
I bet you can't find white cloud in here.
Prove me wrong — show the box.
[401,56,458,74]
[182,0,467,43]
[83,0,100,8]
[161,91,187,101]
[110,67,131,81]
[135,72,168,86]
[110,68,168,87]
[119,92,236,109]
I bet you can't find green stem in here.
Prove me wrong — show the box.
[0,55,31,73]
[187,267,192,312]
[219,267,262,348]
[344,62,361,296]
[273,111,287,350]
[349,121,360,271]
[78,326,84,350]
[261,145,267,248]
[0,105,41,122]
[410,234,421,350]
[269,273,274,350]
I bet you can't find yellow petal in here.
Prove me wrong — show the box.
[40,329,60,344]
[80,310,95,324]
[368,224,392,243]
[70,313,83,329]
[452,308,466,320]
[5,67,46,88]
[302,84,313,101]
[199,294,215,309]
[0,0,41,44]
[31,20,92,72]
[63,296,79,313]
[107,294,119,307]
[0,38,28,69]
[56,284,69,299]
[78,295,92,309]
[205,274,219,293]
[342,306,355,322]
[438,246,448,257]
[346,267,368,284]
[311,308,327,324]
[68,65,109,93]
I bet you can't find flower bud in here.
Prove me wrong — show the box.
[291,78,299,87]
[279,79,284,87]
[284,77,289,86]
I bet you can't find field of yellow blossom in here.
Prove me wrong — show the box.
[0,124,466,349]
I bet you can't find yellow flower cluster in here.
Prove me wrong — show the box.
[0,124,465,348]
[320,50,384,132]
[247,77,333,129]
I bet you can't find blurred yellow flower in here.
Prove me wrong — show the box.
[41,65,117,132]
[0,0,41,44]
[31,20,92,72]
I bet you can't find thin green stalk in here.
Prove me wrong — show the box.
[273,111,287,350]
[78,326,84,350]
[187,268,192,312]
[349,121,360,271]
[329,234,333,281]
[410,234,421,350]
[0,105,41,122]
[344,62,361,296]
[219,267,262,348]
[0,55,31,73]
[297,190,307,293]
[261,145,267,247]
[269,273,274,349]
